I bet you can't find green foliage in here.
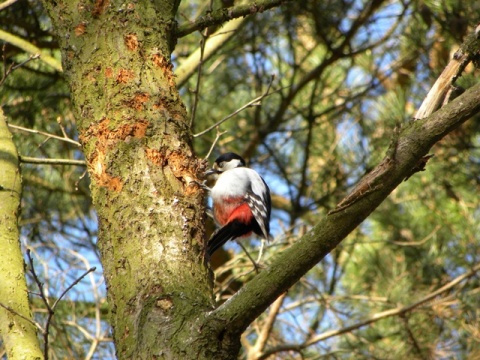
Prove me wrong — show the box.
[1,0,480,358]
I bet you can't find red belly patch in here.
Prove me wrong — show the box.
[214,197,253,227]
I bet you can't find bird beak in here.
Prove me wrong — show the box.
[204,168,219,177]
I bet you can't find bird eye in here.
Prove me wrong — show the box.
[219,161,225,168]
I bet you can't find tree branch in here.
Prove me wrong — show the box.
[0,108,43,358]
[175,0,292,38]
[7,123,81,147]
[175,17,247,88]
[415,30,480,119]
[247,292,286,359]
[0,28,62,72]
[205,35,480,341]
[0,0,19,11]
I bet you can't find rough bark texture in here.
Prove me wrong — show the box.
[40,1,223,358]
[0,109,43,359]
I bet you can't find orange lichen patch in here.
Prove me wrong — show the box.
[169,151,206,195]
[152,53,167,68]
[167,152,189,176]
[105,67,114,78]
[126,92,150,111]
[89,152,123,191]
[98,172,123,191]
[118,120,148,139]
[117,69,134,83]
[74,22,86,36]
[151,53,176,87]
[92,0,110,17]
[80,118,149,192]
[145,148,201,195]
[152,102,169,114]
[87,117,148,141]
[124,34,139,51]
[144,147,208,195]
[89,117,111,140]
[145,148,166,166]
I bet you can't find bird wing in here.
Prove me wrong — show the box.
[245,184,271,240]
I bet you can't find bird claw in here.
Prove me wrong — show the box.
[191,179,211,192]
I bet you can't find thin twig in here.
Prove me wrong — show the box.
[27,249,96,360]
[75,169,89,191]
[7,123,81,147]
[0,29,62,71]
[0,302,44,332]
[204,128,228,160]
[249,293,287,359]
[56,118,69,139]
[66,249,103,360]
[189,1,213,129]
[19,156,86,166]
[305,262,480,345]
[27,249,53,313]
[0,48,40,86]
[237,241,261,274]
[189,37,205,128]
[51,267,97,310]
[193,75,276,138]
[175,18,246,88]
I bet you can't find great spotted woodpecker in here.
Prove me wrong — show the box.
[205,152,271,257]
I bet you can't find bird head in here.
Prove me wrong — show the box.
[205,152,246,179]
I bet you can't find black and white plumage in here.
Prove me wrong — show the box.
[205,153,271,257]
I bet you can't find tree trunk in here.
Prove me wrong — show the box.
[0,109,43,359]
[40,1,229,358]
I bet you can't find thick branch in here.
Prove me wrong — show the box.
[206,80,480,339]
[175,17,246,88]
[175,0,292,38]
[0,109,43,359]
[415,30,480,119]
[0,29,62,72]
[0,0,18,11]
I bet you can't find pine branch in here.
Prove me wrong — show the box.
[257,262,480,359]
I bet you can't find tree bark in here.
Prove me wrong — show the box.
[40,0,223,358]
[0,109,43,359]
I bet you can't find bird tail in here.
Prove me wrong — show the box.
[207,221,250,257]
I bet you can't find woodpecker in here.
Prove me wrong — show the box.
[205,152,271,257]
